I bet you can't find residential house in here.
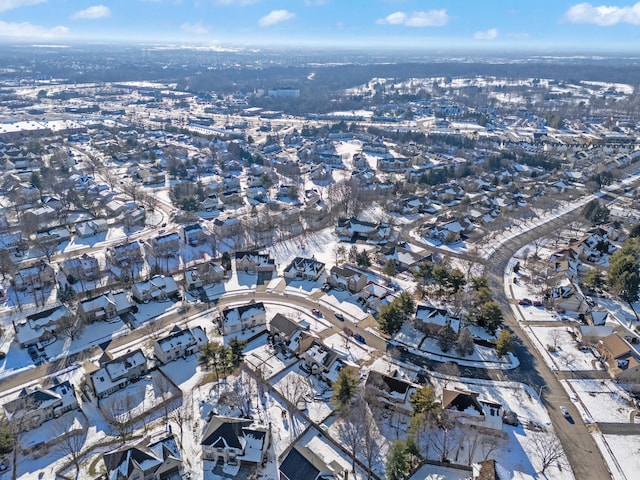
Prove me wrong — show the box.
[335,217,391,244]
[75,218,108,238]
[300,341,342,380]
[184,261,225,290]
[131,275,179,303]
[442,388,504,431]
[87,349,148,398]
[60,253,100,281]
[327,265,368,293]
[12,260,55,291]
[106,240,143,269]
[414,305,461,336]
[551,278,590,314]
[268,313,316,356]
[279,445,345,480]
[102,434,183,480]
[234,251,276,273]
[365,370,417,414]
[220,301,266,335]
[22,205,57,229]
[77,292,132,323]
[14,305,70,347]
[2,380,78,432]
[201,415,270,465]
[283,257,326,281]
[181,223,207,246]
[360,281,396,312]
[597,333,640,383]
[145,232,180,257]
[153,325,208,364]
[575,325,615,345]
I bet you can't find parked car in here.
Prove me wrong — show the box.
[334,312,344,321]
[518,298,532,306]
[311,308,322,317]
[533,300,544,307]
[353,333,366,344]
[503,411,519,426]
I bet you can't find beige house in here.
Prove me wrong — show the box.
[328,265,368,293]
[597,333,640,383]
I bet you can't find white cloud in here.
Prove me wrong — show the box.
[0,0,45,12]
[71,5,111,20]
[0,20,68,38]
[258,9,295,27]
[474,28,498,40]
[565,2,640,25]
[181,21,209,35]
[376,10,450,27]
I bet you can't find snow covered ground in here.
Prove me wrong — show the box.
[598,434,640,480]
[566,379,635,423]
[528,326,597,371]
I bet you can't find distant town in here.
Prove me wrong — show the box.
[1,45,640,480]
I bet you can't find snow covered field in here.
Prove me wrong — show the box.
[528,326,597,371]
[567,379,635,423]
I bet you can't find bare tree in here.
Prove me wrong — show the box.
[278,373,309,431]
[530,433,569,476]
[337,397,366,475]
[56,314,85,342]
[170,393,193,444]
[50,416,87,479]
[101,394,137,444]
[361,407,383,480]
[153,373,175,426]
[0,249,16,280]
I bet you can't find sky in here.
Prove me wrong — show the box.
[1,0,640,52]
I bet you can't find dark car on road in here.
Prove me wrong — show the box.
[353,333,366,344]
[334,312,344,321]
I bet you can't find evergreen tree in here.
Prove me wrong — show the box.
[496,329,513,357]
[331,369,359,411]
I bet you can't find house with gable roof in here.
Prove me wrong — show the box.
[234,251,276,273]
[220,301,267,335]
[2,379,78,432]
[279,445,344,480]
[153,325,208,364]
[328,265,368,293]
[442,387,504,431]
[12,260,55,291]
[145,232,180,257]
[77,292,132,323]
[415,304,461,336]
[87,349,148,399]
[131,275,179,303]
[283,256,326,281]
[201,415,270,465]
[365,370,417,414]
[597,333,640,383]
[102,433,183,480]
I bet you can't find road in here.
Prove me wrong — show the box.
[483,205,612,480]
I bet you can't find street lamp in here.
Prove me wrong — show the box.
[538,384,548,400]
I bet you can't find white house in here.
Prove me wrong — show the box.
[220,301,266,335]
[153,325,208,364]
